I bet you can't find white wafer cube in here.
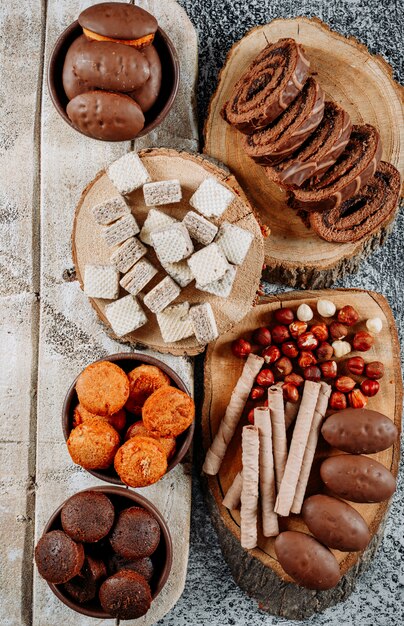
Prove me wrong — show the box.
[196,265,237,298]
[103,215,140,248]
[84,265,119,300]
[216,222,253,265]
[143,180,182,206]
[187,243,230,287]
[107,152,151,195]
[156,302,194,343]
[190,303,219,344]
[92,196,130,225]
[182,211,218,245]
[162,259,194,288]
[151,223,194,264]
[143,276,181,313]
[120,259,157,295]
[139,209,178,245]
[190,177,234,218]
[110,237,147,273]
[105,295,147,337]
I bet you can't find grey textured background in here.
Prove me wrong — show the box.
[158,1,404,625]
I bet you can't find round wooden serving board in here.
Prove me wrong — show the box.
[201,289,402,619]
[72,148,264,356]
[204,17,404,288]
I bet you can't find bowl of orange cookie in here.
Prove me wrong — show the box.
[62,353,194,486]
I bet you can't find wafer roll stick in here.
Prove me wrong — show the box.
[254,407,279,537]
[275,381,321,516]
[222,471,243,510]
[291,382,331,514]
[285,400,300,429]
[240,425,260,549]
[267,384,287,491]
[203,354,264,475]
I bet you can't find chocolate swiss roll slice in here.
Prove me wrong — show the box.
[222,38,310,133]
[309,162,401,243]
[290,124,383,212]
[265,102,352,187]
[242,78,325,164]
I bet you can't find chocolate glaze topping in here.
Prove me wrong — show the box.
[79,2,158,40]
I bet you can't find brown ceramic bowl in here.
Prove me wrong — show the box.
[48,20,180,141]
[42,486,173,618]
[62,352,194,485]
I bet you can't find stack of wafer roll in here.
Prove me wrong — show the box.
[222,38,401,243]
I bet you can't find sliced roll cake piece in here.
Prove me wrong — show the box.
[265,102,352,188]
[309,161,401,243]
[242,78,325,165]
[222,38,310,133]
[290,124,383,212]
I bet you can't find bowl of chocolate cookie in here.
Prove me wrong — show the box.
[48,2,179,141]
[35,486,173,619]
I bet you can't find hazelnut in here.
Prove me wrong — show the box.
[360,379,380,397]
[271,325,290,344]
[366,317,383,334]
[352,331,374,352]
[316,342,334,361]
[289,320,308,338]
[317,299,336,318]
[348,388,368,409]
[298,351,317,368]
[329,391,347,411]
[335,376,356,393]
[247,408,255,424]
[256,369,275,387]
[329,321,348,340]
[232,338,251,358]
[281,341,299,358]
[346,356,365,376]
[310,323,329,342]
[365,361,385,380]
[274,356,293,377]
[250,386,265,400]
[252,327,272,347]
[284,373,304,387]
[332,340,351,358]
[274,308,295,325]
[319,360,338,379]
[337,305,359,326]
[262,345,281,364]
[297,303,313,322]
[283,383,300,403]
[303,366,321,382]
[297,332,319,351]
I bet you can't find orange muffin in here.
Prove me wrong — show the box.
[142,387,194,437]
[125,365,170,415]
[73,403,126,432]
[125,421,176,460]
[76,361,129,416]
[114,436,167,487]
[67,417,120,470]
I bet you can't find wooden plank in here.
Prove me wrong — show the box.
[0,1,44,623]
[33,1,198,625]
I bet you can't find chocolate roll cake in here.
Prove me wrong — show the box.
[222,38,310,133]
[242,78,325,164]
[309,161,401,242]
[290,124,383,211]
[265,102,352,187]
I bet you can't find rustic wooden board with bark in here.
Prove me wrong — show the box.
[201,289,402,619]
[204,17,404,289]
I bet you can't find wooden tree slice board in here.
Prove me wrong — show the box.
[204,17,404,288]
[201,289,402,619]
[72,148,264,356]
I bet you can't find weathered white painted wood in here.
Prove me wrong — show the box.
[0,2,43,624]
[32,1,198,625]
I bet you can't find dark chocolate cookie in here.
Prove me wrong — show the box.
[99,570,152,619]
[61,490,115,543]
[35,530,85,584]
[63,555,107,603]
[110,506,160,559]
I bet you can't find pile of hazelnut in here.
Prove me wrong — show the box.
[231,299,384,414]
